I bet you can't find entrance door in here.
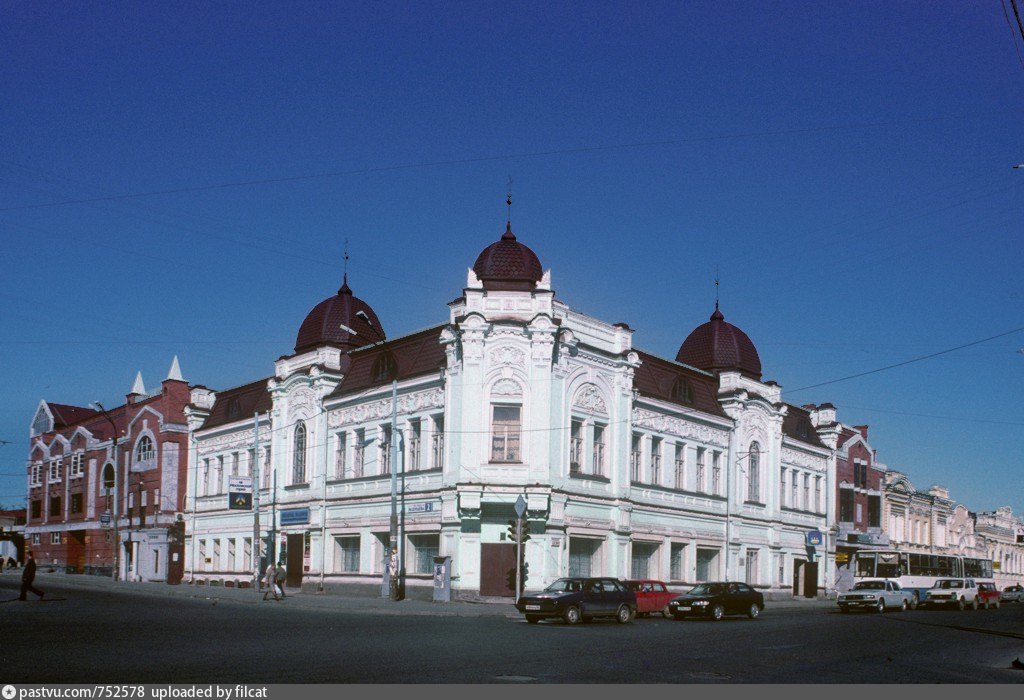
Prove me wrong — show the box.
[802,561,819,598]
[480,543,517,597]
[286,534,304,588]
[793,560,806,596]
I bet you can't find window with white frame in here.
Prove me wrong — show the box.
[215,456,224,494]
[803,473,810,511]
[814,476,822,513]
[135,435,155,463]
[650,437,662,485]
[199,539,207,570]
[50,531,61,544]
[380,424,392,475]
[408,419,421,471]
[200,458,210,496]
[334,432,347,478]
[228,538,236,571]
[262,447,271,488]
[747,443,760,502]
[431,415,444,469]
[745,548,759,585]
[102,463,114,495]
[569,538,600,577]
[791,471,798,507]
[674,444,686,489]
[31,533,41,545]
[780,468,788,507]
[696,547,719,581]
[630,434,642,483]
[712,451,721,495]
[243,537,252,572]
[569,419,583,473]
[31,463,43,487]
[408,534,439,574]
[353,429,365,477]
[592,423,606,476]
[245,448,254,478]
[231,452,240,476]
[670,543,686,581]
[70,453,84,478]
[337,536,360,573]
[214,539,221,569]
[293,422,307,483]
[48,459,62,483]
[490,405,521,462]
[631,541,658,579]
[696,447,706,493]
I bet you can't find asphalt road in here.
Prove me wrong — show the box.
[2,577,1023,683]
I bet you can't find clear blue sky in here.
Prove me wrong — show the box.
[2,2,1022,517]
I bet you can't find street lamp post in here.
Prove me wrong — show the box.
[91,402,120,582]
[355,309,403,601]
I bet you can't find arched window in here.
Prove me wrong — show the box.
[135,435,155,463]
[747,442,760,502]
[293,422,307,484]
[102,463,115,494]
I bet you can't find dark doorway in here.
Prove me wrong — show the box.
[479,543,517,597]
[803,561,819,598]
[286,533,304,588]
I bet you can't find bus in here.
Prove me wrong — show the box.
[853,550,994,604]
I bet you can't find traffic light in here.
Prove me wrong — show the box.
[521,560,529,590]
[506,565,517,592]
[507,519,518,543]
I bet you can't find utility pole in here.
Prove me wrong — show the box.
[252,412,261,602]
[92,402,121,582]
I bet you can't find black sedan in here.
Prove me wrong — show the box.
[668,581,765,621]
[515,577,638,625]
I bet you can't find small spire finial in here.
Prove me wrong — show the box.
[339,239,352,294]
[506,176,514,225]
[715,267,720,311]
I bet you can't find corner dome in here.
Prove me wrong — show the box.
[294,276,384,353]
[676,305,762,380]
[472,223,543,291]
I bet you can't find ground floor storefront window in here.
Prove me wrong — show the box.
[569,537,601,577]
[696,547,720,581]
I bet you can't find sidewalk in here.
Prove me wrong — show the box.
[0,568,836,615]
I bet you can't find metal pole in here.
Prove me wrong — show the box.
[319,409,329,594]
[189,434,198,585]
[253,412,261,603]
[515,516,523,604]
[93,403,120,582]
[388,376,400,601]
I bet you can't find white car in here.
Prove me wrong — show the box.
[1002,584,1024,603]
[923,578,979,610]
[837,579,915,613]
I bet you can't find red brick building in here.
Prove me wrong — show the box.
[25,358,191,581]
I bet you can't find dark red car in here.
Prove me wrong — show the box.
[977,582,1001,610]
[626,579,676,618]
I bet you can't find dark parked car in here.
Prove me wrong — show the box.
[668,581,764,621]
[515,577,637,625]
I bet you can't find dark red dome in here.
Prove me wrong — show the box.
[472,223,543,291]
[676,305,762,380]
[294,277,384,353]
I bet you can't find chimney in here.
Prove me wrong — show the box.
[854,425,869,440]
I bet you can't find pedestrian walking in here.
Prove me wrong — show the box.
[262,563,280,601]
[275,561,287,599]
[19,552,44,601]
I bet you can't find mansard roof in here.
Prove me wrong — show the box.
[632,350,726,418]
[328,325,447,399]
[202,377,274,431]
[782,403,826,449]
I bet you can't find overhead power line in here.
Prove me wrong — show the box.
[0,113,1005,213]
[786,324,1024,394]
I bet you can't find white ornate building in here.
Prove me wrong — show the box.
[184,221,836,599]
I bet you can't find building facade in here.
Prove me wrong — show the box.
[186,222,837,599]
[882,472,954,555]
[25,360,191,581]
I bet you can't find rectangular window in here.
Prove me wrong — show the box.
[855,503,863,523]
[215,456,224,494]
[592,423,605,476]
[31,464,43,487]
[839,489,854,523]
[49,459,62,483]
[569,538,600,577]
[31,500,41,519]
[712,452,721,495]
[649,438,662,485]
[868,495,881,528]
[670,543,685,581]
[674,444,686,489]
[814,477,822,513]
[214,539,222,569]
[791,474,798,508]
[49,496,61,517]
[228,539,236,571]
[631,542,658,579]
[409,534,439,575]
[777,554,786,585]
[338,536,360,573]
[353,429,365,478]
[71,493,83,514]
[263,447,272,489]
[200,459,210,497]
[780,468,787,507]
[803,474,810,511]
[50,531,61,544]
[334,432,347,478]
[31,533,41,545]
[431,415,445,469]
[696,548,719,582]
[408,419,422,472]
[243,537,252,572]
[246,448,255,478]
[569,419,583,474]
[71,453,84,478]
[199,539,207,571]
[380,425,392,475]
[231,452,240,476]
[695,448,705,493]
[490,406,521,462]
[630,434,642,483]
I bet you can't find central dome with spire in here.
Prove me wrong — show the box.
[294,275,384,354]
[676,304,762,380]
[472,222,544,291]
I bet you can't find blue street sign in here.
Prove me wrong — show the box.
[280,508,310,526]
[806,530,824,547]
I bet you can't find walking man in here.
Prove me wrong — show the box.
[20,551,44,601]
[262,563,280,601]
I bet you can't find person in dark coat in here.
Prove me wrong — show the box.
[20,551,44,601]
